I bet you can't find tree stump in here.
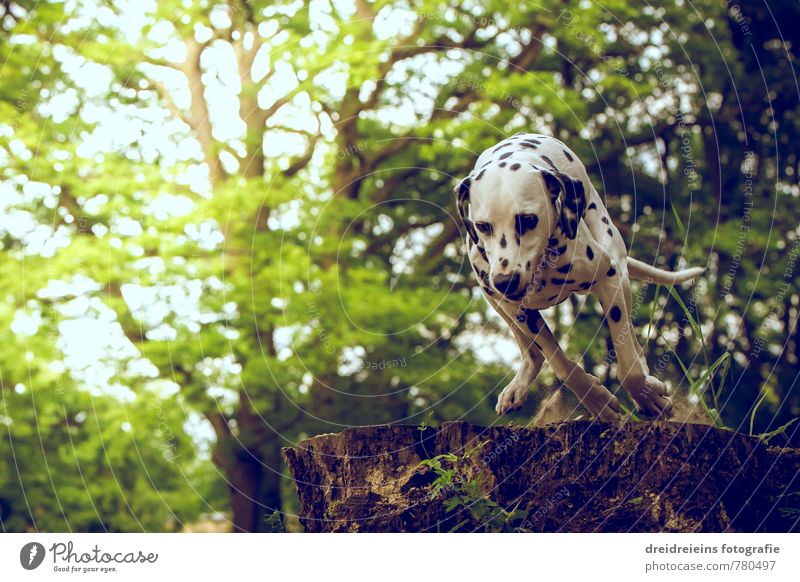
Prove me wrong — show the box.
[282,421,799,532]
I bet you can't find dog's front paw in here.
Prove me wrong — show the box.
[580,376,623,422]
[629,375,672,418]
[496,381,530,415]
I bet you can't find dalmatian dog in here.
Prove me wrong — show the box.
[455,133,704,421]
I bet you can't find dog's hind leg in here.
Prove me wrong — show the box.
[595,262,673,417]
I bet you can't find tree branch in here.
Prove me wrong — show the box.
[418,221,461,275]
[283,133,321,177]
[180,38,225,185]
[153,81,194,129]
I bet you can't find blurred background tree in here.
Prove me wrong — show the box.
[1,0,798,532]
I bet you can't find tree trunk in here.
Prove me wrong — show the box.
[211,420,283,533]
[283,420,799,532]
[226,444,282,533]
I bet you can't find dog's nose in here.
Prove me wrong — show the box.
[493,272,520,295]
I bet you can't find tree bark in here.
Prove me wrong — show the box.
[283,420,799,532]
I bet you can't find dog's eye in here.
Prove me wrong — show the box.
[475,222,493,236]
[515,213,539,236]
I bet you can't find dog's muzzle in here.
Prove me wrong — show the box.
[495,253,548,301]
[493,272,521,296]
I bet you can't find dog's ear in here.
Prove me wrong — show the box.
[455,176,479,244]
[540,170,586,240]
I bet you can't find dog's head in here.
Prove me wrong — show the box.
[456,161,586,299]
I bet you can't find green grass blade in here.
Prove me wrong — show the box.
[758,418,799,444]
[667,285,709,365]
[671,201,687,239]
[644,284,662,353]
[711,355,730,411]
[695,352,731,393]
[749,389,769,436]
[659,334,726,427]
[660,334,696,391]
[618,401,642,421]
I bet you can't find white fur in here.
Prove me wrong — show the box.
[458,133,705,420]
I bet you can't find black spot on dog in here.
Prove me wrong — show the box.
[477,245,488,262]
[588,202,597,210]
[607,228,613,237]
[554,244,568,256]
[476,169,486,181]
[562,149,573,162]
[586,246,594,260]
[501,258,509,268]
[542,172,561,206]
[526,260,531,272]
[494,143,513,153]
[557,174,587,240]
[516,312,526,323]
[607,267,616,277]
[482,285,495,296]
[510,163,521,171]
[609,305,621,323]
[540,155,558,171]
[499,151,513,160]
[500,234,507,248]
[515,213,538,236]
[499,162,507,167]
[525,309,543,333]
[557,263,572,274]
[551,278,575,285]
[564,190,583,213]
[520,142,538,150]
[524,139,541,147]
[515,233,520,246]
[601,216,609,224]
[579,281,596,290]
[506,285,528,301]
[548,237,559,247]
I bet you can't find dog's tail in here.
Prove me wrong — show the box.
[627,257,704,285]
